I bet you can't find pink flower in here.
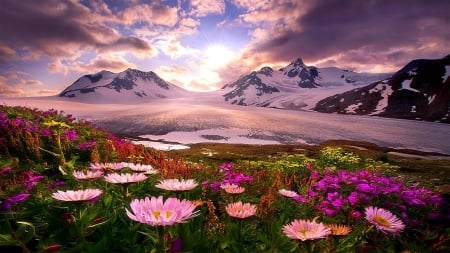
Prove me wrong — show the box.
[89,162,124,171]
[73,170,103,180]
[52,189,103,202]
[126,196,199,226]
[279,189,300,198]
[282,219,331,241]
[104,173,148,184]
[364,206,405,233]
[225,201,257,219]
[220,183,245,194]
[123,163,158,175]
[155,179,198,191]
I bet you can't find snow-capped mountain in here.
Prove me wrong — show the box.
[314,55,450,123]
[222,58,391,110]
[59,68,191,103]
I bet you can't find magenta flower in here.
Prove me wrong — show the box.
[282,219,331,241]
[73,170,104,180]
[126,196,199,226]
[52,189,103,202]
[78,141,97,150]
[104,173,147,184]
[0,166,11,175]
[156,179,198,191]
[22,170,44,191]
[62,129,78,141]
[225,201,257,219]
[0,193,30,210]
[364,206,405,233]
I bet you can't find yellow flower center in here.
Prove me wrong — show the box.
[373,215,391,228]
[152,211,161,219]
[165,211,173,219]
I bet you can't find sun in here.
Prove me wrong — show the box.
[204,44,235,69]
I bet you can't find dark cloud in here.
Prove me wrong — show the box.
[0,0,154,60]
[248,0,450,67]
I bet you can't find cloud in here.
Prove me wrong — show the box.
[190,0,226,17]
[0,0,156,67]
[116,1,179,26]
[0,44,17,63]
[0,71,44,97]
[65,55,136,74]
[232,0,450,73]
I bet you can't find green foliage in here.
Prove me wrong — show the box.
[318,147,362,170]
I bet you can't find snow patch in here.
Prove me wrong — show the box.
[401,79,419,92]
[370,83,393,114]
[346,102,362,114]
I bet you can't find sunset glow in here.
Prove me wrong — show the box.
[0,0,449,97]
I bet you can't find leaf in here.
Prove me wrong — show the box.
[0,234,19,246]
[16,221,36,244]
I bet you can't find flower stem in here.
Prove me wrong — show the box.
[156,226,165,253]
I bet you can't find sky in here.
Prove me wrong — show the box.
[0,0,449,97]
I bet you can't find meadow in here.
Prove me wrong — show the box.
[1,105,449,252]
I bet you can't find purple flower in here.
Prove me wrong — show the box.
[292,195,309,203]
[348,192,358,206]
[169,237,182,253]
[351,210,361,218]
[78,140,97,150]
[356,183,373,193]
[62,129,78,141]
[0,166,11,175]
[0,193,30,210]
[23,171,44,191]
[48,181,65,190]
[41,128,52,137]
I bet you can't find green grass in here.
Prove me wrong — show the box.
[167,140,450,194]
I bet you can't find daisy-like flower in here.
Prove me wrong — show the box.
[155,179,198,191]
[220,183,245,194]
[124,163,158,175]
[279,189,300,198]
[104,173,148,184]
[364,206,405,233]
[326,224,352,236]
[89,162,124,171]
[225,201,257,219]
[282,219,331,241]
[52,189,103,202]
[73,170,103,180]
[126,196,199,226]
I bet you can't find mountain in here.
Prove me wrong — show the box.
[314,55,450,123]
[59,68,191,103]
[222,58,391,110]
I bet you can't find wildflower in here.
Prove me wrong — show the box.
[364,206,405,233]
[62,129,78,141]
[52,189,103,202]
[278,189,300,198]
[156,179,198,191]
[225,201,257,219]
[78,140,97,150]
[104,173,147,184]
[221,183,245,194]
[326,224,352,235]
[292,195,309,203]
[124,163,158,175]
[48,180,65,190]
[89,162,124,171]
[0,193,30,210]
[126,196,199,226]
[350,210,361,218]
[23,170,44,191]
[0,166,11,175]
[73,170,104,180]
[282,219,331,241]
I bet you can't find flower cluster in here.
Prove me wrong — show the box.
[203,163,253,190]
[306,169,442,223]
